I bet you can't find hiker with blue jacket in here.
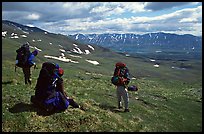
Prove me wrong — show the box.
[22,49,38,85]
[15,42,38,85]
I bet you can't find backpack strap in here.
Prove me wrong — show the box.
[116,68,121,76]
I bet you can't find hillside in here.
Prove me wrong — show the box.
[2,20,202,132]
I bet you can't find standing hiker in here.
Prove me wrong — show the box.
[15,42,38,85]
[111,62,131,112]
[22,49,38,85]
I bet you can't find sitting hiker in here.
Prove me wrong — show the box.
[31,62,80,112]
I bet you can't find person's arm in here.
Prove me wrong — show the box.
[122,71,130,85]
[28,54,36,66]
[56,78,68,97]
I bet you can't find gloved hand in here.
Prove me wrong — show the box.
[34,64,37,69]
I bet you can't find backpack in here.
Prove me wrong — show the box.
[33,62,69,112]
[15,43,31,68]
[111,62,130,86]
[127,85,139,91]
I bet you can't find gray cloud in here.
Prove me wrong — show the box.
[2,2,96,23]
[144,2,193,11]
[2,2,202,36]
[2,2,32,11]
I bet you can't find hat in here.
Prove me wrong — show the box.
[58,67,64,76]
[55,63,59,69]
[25,42,30,46]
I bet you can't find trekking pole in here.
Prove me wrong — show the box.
[15,65,17,72]
[129,73,137,80]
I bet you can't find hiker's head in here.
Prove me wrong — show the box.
[32,49,38,56]
[58,67,64,77]
[25,42,30,46]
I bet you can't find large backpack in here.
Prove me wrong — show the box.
[33,62,69,112]
[111,62,130,86]
[35,62,59,92]
[15,43,31,68]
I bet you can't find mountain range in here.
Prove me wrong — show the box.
[68,32,202,53]
[3,19,202,54]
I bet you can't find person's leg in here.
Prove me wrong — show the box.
[117,86,123,109]
[27,68,31,84]
[121,87,129,112]
[68,98,80,108]
[22,68,28,84]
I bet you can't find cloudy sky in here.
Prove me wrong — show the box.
[2,2,202,36]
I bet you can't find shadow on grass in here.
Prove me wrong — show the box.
[2,81,13,85]
[99,103,123,113]
[8,102,62,116]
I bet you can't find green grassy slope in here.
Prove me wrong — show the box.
[2,30,202,132]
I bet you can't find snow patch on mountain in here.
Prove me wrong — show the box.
[68,54,82,58]
[2,31,7,37]
[59,49,66,53]
[154,64,159,68]
[155,50,162,53]
[150,59,156,62]
[75,34,79,40]
[30,46,42,52]
[10,33,19,39]
[84,50,91,54]
[21,35,27,38]
[85,59,99,65]
[71,47,83,54]
[58,45,63,48]
[88,45,95,50]
[23,31,29,34]
[44,55,79,63]
[60,53,65,57]
[73,43,78,47]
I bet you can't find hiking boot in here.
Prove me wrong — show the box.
[28,79,32,85]
[124,109,130,112]
[25,79,28,84]
[79,105,85,111]
[118,106,123,109]
[30,96,35,103]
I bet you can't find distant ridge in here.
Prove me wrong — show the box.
[69,32,202,51]
[2,20,47,33]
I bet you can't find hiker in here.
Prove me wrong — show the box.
[15,42,38,85]
[23,49,38,84]
[31,62,81,112]
[111,62,130,112]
